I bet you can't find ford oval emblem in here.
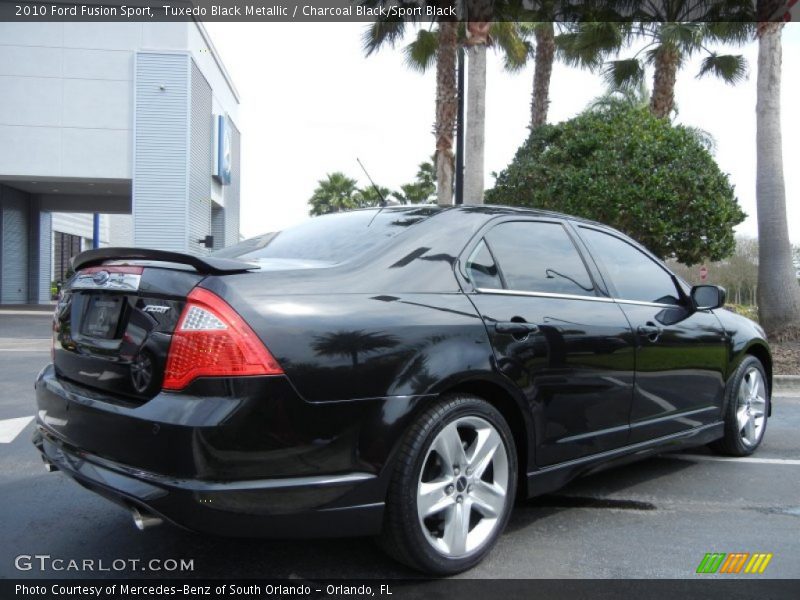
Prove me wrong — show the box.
[92,271,110,286]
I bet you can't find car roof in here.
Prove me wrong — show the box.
[372,203,608,230]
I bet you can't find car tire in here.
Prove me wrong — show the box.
[379,394,517,575]
[710,356,769,457]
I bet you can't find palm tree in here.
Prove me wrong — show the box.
[530,22,556,128]
[363,9,528,206]
[363,4,458,206]
[393,160,436,204]
[561,13,752,118]
[308,172,359,216]
[435,19,459,206]
[463,19,528,204]
[755,17,800,339]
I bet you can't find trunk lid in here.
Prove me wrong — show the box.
[54,248,256,402]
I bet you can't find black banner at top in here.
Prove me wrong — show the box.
[0,0,795,23]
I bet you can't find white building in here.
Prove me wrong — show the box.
[0,21,241,303]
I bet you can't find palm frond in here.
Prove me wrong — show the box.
[492,22,532,72]
[697,54,748,85]
[602,58,645,89]
[556,23,627,71]
[703,21,755,46]
[362,20,406,56]
[657,22,704,54]
[403,28,438,73]
[702,0,756,23]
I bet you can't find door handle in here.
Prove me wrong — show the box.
[495,321,539,336]
[637,323,662,341]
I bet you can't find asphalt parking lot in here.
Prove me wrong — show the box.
[1,312,798,580]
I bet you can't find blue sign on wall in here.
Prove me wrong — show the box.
[214,114,232,186]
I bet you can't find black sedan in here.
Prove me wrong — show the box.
[34,205,771,574]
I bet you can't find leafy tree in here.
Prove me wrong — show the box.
[559,6,753,118]
[485,106,745,265]
[754,11,800,339]
[670,237,759,305]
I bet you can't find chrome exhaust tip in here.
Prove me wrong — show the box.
[131,506,163,530]
[42,458,57,473]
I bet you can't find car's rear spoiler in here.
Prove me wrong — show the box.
[72,247,258,275]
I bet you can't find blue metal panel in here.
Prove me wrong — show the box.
[132,52,190,252]
[0,185,29,304]
[189,59,213,255]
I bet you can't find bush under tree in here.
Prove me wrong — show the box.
[485,106,745,265]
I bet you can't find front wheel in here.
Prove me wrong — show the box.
[380,394,517,575]
[711,356,769,456]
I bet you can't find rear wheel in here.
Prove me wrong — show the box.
[380,394,517,575]
[711,356,769,456]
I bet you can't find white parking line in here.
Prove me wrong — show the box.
[0,338,51,352]
[668,453,800,466]
[0,416,34,444]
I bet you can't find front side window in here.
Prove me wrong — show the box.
[484,221,595,296]
[580,227,680,305]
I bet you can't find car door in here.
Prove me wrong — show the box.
[464,219,636,467]
[575,225,728,443]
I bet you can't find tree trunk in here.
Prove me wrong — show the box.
[464,41,486,204]
[650,45,679,119]
[756,22,800,340]
[434,20,458,206]
[531,23,555,129]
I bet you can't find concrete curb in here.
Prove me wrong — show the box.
[774,375,800,397]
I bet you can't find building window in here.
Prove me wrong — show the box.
[53,232,82,284]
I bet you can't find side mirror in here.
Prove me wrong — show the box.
[691,285,726,310]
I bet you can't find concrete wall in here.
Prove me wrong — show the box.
[0,23,189,181]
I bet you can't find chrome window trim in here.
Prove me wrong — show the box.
[474,287,614,303]
[612,298,680,309]
[474,287,678,309]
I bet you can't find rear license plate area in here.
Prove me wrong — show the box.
[81,295,124,339]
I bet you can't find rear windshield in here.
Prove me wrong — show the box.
[213,207,439,265]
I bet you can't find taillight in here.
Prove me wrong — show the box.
[162,287,282,390]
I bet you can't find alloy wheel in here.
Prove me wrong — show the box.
[416,416,509,558]
[737,367,767,447]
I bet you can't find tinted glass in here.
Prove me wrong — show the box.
[580,227,679,304]
[466,240,503,289]
[485,222,594,296]
[213,208,438,265]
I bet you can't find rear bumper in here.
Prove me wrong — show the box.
[32,365,427,538]
[33,427,384,538]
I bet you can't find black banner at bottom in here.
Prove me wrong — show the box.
[4,579,800,600]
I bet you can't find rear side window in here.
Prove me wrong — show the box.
[214,207,438,264]
[484,221,595,296]
[465,240,503,289]
[580,227,680,305]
